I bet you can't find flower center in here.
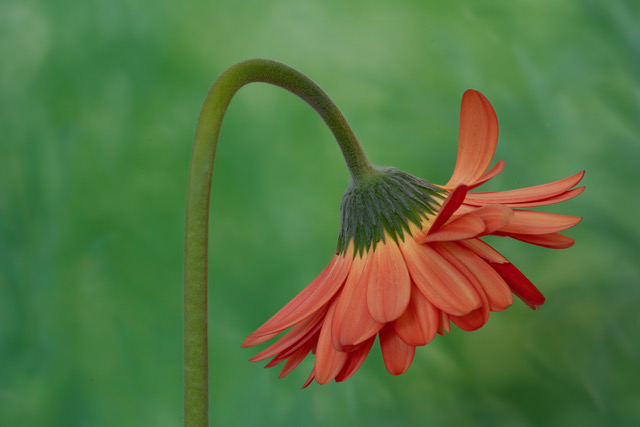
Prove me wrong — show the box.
[337,167,447,256]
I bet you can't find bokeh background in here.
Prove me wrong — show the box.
[1,0,639,426]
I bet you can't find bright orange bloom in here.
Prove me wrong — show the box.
[242,90,584,387]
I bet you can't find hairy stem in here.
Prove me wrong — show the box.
[184,59,374,426]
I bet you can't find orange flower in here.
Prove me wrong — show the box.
[242,90,584,387]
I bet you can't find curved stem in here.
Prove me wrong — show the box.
[184,59,374,426]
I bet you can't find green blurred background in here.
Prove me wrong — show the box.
[1,0,638,425]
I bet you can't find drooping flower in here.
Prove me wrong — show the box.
[241,90,584,387]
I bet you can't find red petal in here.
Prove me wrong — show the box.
[474,204,513,234]
[468,160,505,190]
[446,90,499,188]
[263,356,282,369]
[467,187,585,208]
[379,325,416,375]
[249,307,326,362]
[332,253,384,349]
[501,232,575,249]
[335,337,376,382]
[243,246,353,345]
[422,203,512,243]
[399,237,481,316]
[422,212,485,243]
[438,312,451,335]
[459,238,508,263]
[434,244,490,331]
[314,302,348,384]
[428,185,468,235]
[465,171,585,206]
[490,262,545,309]
[278,334,318,378]
[500,210,582,235]
[301,369,315,389]
[242,330,281,348]
[366,236,411,323]
[439,242,512,312]
[392,284,439,346]
[450,305,488,331]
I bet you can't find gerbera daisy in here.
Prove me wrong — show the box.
[241,89,584,387]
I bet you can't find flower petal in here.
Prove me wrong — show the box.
[433,204,512,240]
[379,324,416,375]
[392,283,440,346]
[277,334,318,378]
[427,184,468,235]
[434,243,490,331]
[439,242,513,312]
[450,305,488,331]
[335,336,376,382]
[474,204,513,234]
[243,244,353,345]
[242,329,281,348]
[459,238,508,263]
[446,90,499,188]
[399,237,482,316]
[438,311,451,335]
[465,171,585,206]
[499,210,582,235]
[468,187,585,208]
[301,369,315,389]
[332,253,384,349]
[422,211,485,243]
[490,261,545,309]
[249,306,327,362]
[367,236,412,323]
[502,232,575,249]
[468,159,505,190]
[314,301,348,384]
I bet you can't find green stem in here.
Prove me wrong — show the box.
[184,59,374,427]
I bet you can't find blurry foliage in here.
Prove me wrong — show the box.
[1,0,639,426]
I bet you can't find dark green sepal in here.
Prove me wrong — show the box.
[337,167,447,256]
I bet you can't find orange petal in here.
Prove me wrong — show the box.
[249,307,326,362]
[399,237,482,316]
[468,159,505,190]
[439,242,512,312]
[301,368,315,389]
[500,210,582,235]
[314,301,348,384]
[490,262,545,309]
[459,238,508,263]
[392,284,439,346]
[427,184,468,235]
[474,204,513,234]
[422,211,485,242]
[243,245,353,345]
[335,336,376,382]
[468,187,585,208]
[450,305,489,331]
[278,334,318,378]
[435,243,490,331]
[332,253,384,349]
[501,232,575,249]
[367,236,412,323]
[379,324,416,375]
[242,330,281,348]
[446,90,499,188]
[465,171,585,206]
[421,204,511,244]
[438,311,451,335]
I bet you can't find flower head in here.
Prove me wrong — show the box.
[242,90,584,387]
